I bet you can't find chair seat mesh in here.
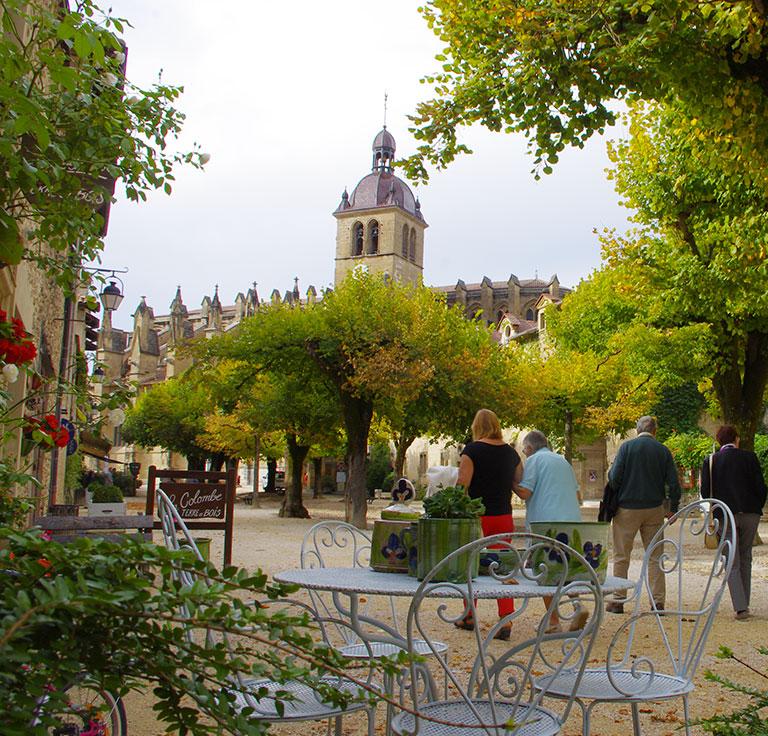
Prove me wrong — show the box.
[537,668,694,702]
[231,676,372,721]
[341,638,448,659]
[391,699,560,736]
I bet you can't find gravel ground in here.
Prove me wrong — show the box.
[124,493,768,735]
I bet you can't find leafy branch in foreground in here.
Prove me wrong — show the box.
[0,528,400,735]
[693,645,768,735]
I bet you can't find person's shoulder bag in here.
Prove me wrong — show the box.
[598,481,619,522]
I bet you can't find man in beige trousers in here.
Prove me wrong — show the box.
[606,416,681,613]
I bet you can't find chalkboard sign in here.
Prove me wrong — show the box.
[146,466,236,566]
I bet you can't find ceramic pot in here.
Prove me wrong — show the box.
[478,548,521,577]
[370,519,412,573]
[400,522,419,577]
[416,518,481,582]
[529,521,610,585]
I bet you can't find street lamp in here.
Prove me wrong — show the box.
[100,279,124,312]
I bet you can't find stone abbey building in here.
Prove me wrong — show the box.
[98,127,607,497]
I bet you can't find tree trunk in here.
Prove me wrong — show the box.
[252,436,260,492]
[712,330,768,452]
[312,456,322,499]
[265,457,277,493]
[209,452,226,472]
[187,456,205,471]
[564,409,574,465]
[280,433,310,518]
[394,432,416,478]
[340,393,373,529]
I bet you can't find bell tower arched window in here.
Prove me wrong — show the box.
[352,222,364,256]
[409,228,416,262]
[368,220,379,254]
[402,225,408,257]
[525,308,534,321]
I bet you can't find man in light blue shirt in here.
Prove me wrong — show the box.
[516,430,581,525]
[515,429,582,633]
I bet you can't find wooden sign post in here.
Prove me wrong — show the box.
[146,466,236,566]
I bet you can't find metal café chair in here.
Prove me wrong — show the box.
[301,521,450,729]
[535,498,736,736]
[156,490,377,736]
[392,532,603,735]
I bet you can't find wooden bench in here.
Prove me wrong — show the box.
[34,514,154,544]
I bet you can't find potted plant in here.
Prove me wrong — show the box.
[417,486,484,582]
[87,482,126,516]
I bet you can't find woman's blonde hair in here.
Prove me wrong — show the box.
[471,408,503,441]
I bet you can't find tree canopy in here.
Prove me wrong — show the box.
[200,271,505,528]
[404,0,768,181]
[122,376,211,468]
[0,0,205,285]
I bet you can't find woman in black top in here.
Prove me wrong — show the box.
[456,408,522,640]
[700,425,767,620]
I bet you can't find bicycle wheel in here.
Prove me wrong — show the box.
[48,680,127,736]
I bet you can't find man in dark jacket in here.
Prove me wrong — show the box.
[700,425,767,620]
[606,416,681,612]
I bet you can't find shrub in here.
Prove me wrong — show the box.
[111,470,138,497]
[0,529,391,735]
[754,435,768,484]
[694,645,768,735]
[89,483,123,503]
[366,442,392,494]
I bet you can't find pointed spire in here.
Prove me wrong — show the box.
[383,90,388,128]
[211,284,222,308]
[170,285,186,315]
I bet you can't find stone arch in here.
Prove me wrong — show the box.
[402,224,409,257]
[352,222,364,256]
[368,219,379,254]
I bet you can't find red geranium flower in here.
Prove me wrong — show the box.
[0,310,36,366]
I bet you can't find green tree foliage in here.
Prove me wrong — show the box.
[652,383,707,442]
[0,0,205,282]
[241,372,342,518]
[122,376,210,469]
[404,0,768,181]
[603,102,768,448]
[366,441,393,496]
[0,528,383,735]
[524,268,709,454]
[664,432,713,473]
[754,435,768,484]
[200,271,503,529]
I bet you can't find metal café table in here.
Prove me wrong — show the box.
[274,566,632,600]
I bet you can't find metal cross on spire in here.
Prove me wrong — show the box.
[383,91,388,128]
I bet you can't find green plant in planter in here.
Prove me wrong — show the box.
[89,483,123,504]
[418,486,484,582]
[422,485,485,519]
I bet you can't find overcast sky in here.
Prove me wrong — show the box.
[103,0,632,330]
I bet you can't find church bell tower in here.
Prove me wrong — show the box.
[333,127,427,286]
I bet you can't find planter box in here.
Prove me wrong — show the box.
[416,518,481,582]
[87,502,127,516]
[529,521,610,585]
